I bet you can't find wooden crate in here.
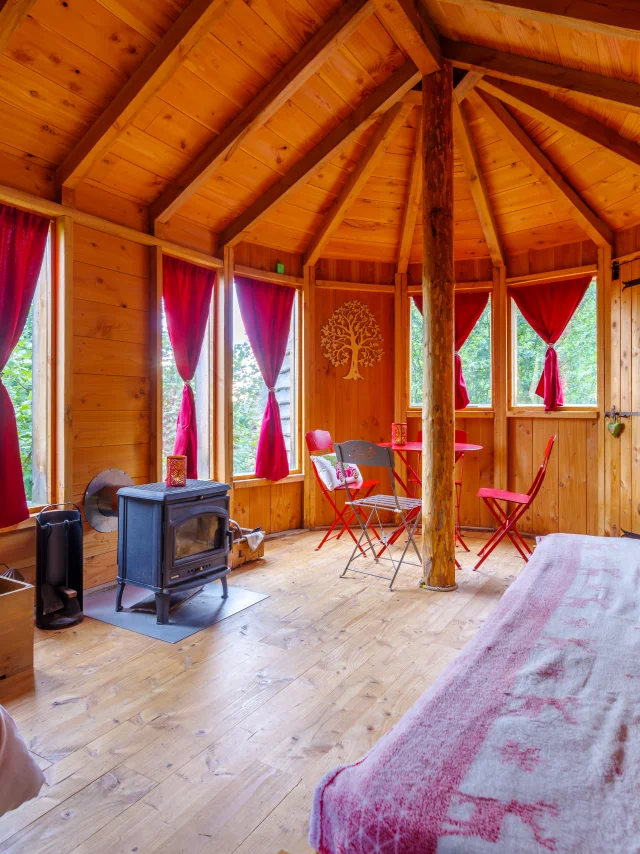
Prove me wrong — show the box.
[0,577,34,681]
[230,537,265,569]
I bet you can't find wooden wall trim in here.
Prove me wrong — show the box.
[492,264,508,492]
[149,247,163,483]
[303,264,316,528]
[234,265,303,288]
[317,279,396,293]
[408,280,493,292]
[506,264,598,286]
[55,216,73,505]
[215,246,234,488]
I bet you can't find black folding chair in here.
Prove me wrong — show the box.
[335,441,422,590]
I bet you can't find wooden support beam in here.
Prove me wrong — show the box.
[149,246,163,482]
[56,0,235,191]
[151,0,376,224]
[444,38,640,116]
[0,0,36,55]
[304,101,413,266]
[492,263,507,493]
[373,0,441,75]
[452,98,504,267]
[397,122,422,274]
[477,78,640,174]
[455,70,484,102]
[436,0,640,45]
[215,245,234,488]
[55,216,73,505]
[421,60,457,592]
[303,265,316,529]
[469,90,613,247]
[316,279,396,293]
[218,61,421,248]
[394,270,409,488]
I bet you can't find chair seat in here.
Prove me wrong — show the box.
[349,494,422,512]
[335,479,379,492]
[478,487,530,504]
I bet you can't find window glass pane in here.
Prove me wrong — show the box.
[4,230,50,506]
[162,304,211,479]
[233,286,299,476]
[409,296,492,408]
[513,280,597,406]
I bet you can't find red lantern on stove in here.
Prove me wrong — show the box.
[165,455,187,487]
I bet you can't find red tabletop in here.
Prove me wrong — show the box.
[380,442,483,453]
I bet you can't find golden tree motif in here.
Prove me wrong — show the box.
[321,300,384,381]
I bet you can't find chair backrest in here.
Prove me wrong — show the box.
[335,441,400,508]
[528,434,557,500]
[306,429,333,453]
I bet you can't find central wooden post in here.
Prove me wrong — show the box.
[421,61,457,591]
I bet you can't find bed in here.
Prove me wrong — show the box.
[310,534,640,853]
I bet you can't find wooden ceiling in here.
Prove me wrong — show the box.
[2,0,640,265]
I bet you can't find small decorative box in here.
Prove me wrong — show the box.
[391,422,407,446]
[165,455,187,487]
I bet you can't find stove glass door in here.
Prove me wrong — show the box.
[174,513,224,561]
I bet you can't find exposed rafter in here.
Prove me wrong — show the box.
[434,0,640,45]
[478,78,640,173]
[304,101,413,266]
[0,0,36,55]
[444,39,640,116]
[452,98,504,266]
[218,61,421,248]
[468,89,613,246]
[455,71,484,103]
[374,0,441,75]
[397,122,422,274]
[56,0,236,191]
[151,0,376,225]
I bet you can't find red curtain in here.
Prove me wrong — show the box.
[509,275,591,411]
[235,275,295,482]
[412,291,489,409]
[0,204,49,529]
[163,256,216,479]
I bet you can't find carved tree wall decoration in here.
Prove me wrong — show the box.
[321,300,384,381]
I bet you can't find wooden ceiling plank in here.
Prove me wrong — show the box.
[444,38,640,116]
[437,0,640,44]
[374,0,441,75]
[455,70,484,102]
[477,78,640,173]
[453,98,504,266]
[304,100,413,266]
[55,0,236,192]
[469,89,613,246]
[0,0,37,54]
[397,122,422,273]
[218,60,421,248]
[150,0,377,225]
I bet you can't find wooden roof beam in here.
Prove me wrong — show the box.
[56,0,236,191]
[0,0,37,54]
[304,100,413,266]
[151,0,376,225]
[435,0,640,45]
[397,122,422,274]
[373,0,441,75]
[468,89,613,247]
[477,77,640,173]
[444,38,640,116]
[452,98,504,267]
[455,71,484,102]
[218,61,421,248]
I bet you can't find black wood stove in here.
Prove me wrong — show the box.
[116,479,232,624]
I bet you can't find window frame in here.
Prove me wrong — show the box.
[231,283,303,485]
[406,289,494,417]
[507,276,600,417]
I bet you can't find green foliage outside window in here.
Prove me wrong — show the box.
[513,281,597,406]
[410,297,492,408]
[232,341,264,475]
[4,307,34,501]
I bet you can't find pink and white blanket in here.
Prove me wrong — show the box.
[310,534,640,853]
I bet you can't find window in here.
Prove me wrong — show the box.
[4,225,52,506]
[512,279,597,407]
[409,296,492,409]
[161,305,212,478]
[233,285,299,477]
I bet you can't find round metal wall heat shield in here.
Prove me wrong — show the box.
[84,469,133,532]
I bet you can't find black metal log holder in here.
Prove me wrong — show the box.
[35,503,84,630]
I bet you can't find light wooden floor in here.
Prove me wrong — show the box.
[0,530,527,854]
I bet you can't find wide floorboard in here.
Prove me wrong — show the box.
[0,530,526,854]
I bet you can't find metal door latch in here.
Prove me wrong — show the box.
[605,406,640,418]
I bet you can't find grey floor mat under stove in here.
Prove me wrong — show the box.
[83,581,268,642]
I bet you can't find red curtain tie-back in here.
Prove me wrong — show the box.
[0,203,50,529]
[235,275,295,482]
[162,255,216,479]
[412,291,489,409]
[509,274,591,411]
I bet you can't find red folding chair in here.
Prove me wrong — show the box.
[474,434,556,570]
[306,430,380,553]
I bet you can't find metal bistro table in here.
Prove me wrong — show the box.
[380,440,483,556]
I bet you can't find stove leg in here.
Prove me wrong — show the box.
[155,592,170,625]
[221,575,229,599]
[115,581,125,612]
